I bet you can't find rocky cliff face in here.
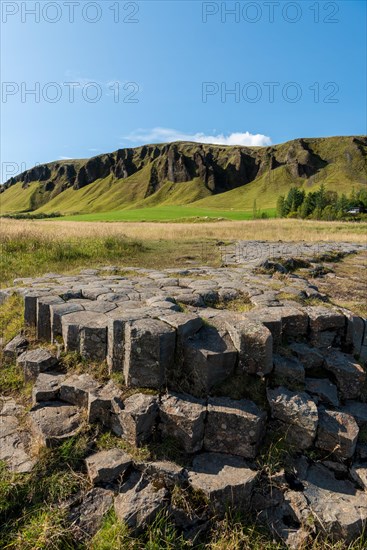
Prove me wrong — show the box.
[2,136,366,208]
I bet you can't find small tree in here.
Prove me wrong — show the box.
[252,199,259,219]
[276,195,286,217]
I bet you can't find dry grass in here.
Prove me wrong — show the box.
[1,218,366,243]
[311,250,367,317]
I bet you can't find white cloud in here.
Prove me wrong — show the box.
[59,156,72,160]
[124,127,272,147]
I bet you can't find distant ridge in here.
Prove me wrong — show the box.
[1,136,366,215]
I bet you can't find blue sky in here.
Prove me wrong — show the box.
[1,0,366,182]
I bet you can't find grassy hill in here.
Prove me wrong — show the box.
[1,136,366,220]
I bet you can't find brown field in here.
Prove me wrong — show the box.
[1,218,367,243]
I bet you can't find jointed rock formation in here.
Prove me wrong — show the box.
[1,240,367,547]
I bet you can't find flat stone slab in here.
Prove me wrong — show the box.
[32,372,65,404]
[306,306,346,333]
[139,460,185,487]
[114,476,167,533]
[17,349,58,381]
[0,399,34,473]
[3,334,29,361]
[86,448,132,484]
[303,463,367,542]
[29,401,83,447]
[59,374,100,408]
[69,487,114,539]
[188,452,258,512]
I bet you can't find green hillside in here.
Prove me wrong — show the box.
[1,136,366,218]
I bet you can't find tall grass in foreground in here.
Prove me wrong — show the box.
[0,231,146,285]
[1,218,367,243]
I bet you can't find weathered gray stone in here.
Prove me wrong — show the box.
[29,401,83,447]
[350,464,367,490]
[305,378,339,407]
[226,320,273,376]
[82,287,110,300]
[303,463,367,542]
[3,334,29,361]
[17,348,58,381]
[267,387,318,449]
[106,312,147,373]
[257,489,312,550]
[149,300,181,312]
[306,306,346,333]
[0,399,34,473]
[245,307,282,348]
[37,295,65,341]
[86,448,132,484]
[107,317,127,374]
[174,293,204,307]
[80,321,107,361]
[111,393,158,446]
[114,477,167,533]
[316,409,359,460]
[272,355,305,389]
[188,452,257,513]
[24,292,50,327]
[158,312,203,339]
[360,345,367,367]
[81,300,117,314]
[69,488,114,539]
[341,401,367,427]
[88,380,121,427]
[159,392,206,453]
[138,461,184,488]
[60,374,100,408]
[32,372,65,404]
[343,310,365,355]
[124,319,176,389]
[61,311,108,353]
[50,302,84,338]
[204,397,266,459]
[278,306,309,339]
[182,326,237,395]
[289,342,325,370]
[324,351,365,399]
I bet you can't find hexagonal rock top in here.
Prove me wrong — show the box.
[188,452,258,512]
[17,349,58,381]
[29,401,83,447]
[85,448,132,484]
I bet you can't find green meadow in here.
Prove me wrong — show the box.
[59,206,276,222]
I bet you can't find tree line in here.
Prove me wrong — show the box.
[276,184,367,221]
